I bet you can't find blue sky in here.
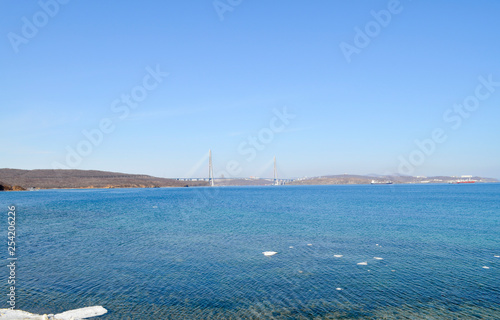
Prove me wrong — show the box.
[1,0,499,179]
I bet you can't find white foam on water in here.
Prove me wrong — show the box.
[374,257,383,260]
[289,246,294,249]
[482,266,490,269]
[334,255,343,258]
[357,262,368,265]
[494,255,500,258]
[262,251,277,256]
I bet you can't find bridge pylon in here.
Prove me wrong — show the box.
[208,149,215,186]
[273,156,279,186]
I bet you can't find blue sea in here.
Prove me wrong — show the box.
[1,184,499,319]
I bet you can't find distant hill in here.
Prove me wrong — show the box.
[212,178,275,186]
[289,174,375,185]
[288,174,498,185]
[0,169,208,190]
[1,169,497,190]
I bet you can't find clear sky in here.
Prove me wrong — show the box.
[1,0,499,179]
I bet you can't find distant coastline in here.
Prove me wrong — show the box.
[0,169,208,191]
[287,174,498,186]
[0,169,498,191]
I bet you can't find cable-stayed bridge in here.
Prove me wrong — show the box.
[175,150,293,185]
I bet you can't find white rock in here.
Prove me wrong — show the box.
[0,309,43,319]
[0,306,107,320]
[55,306,108,319]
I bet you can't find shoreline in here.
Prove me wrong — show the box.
[1,169,498,191]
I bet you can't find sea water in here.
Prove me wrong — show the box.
[1,184,499,319]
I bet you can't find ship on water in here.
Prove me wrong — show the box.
[371,180,393,185]
[449,175,476,184]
